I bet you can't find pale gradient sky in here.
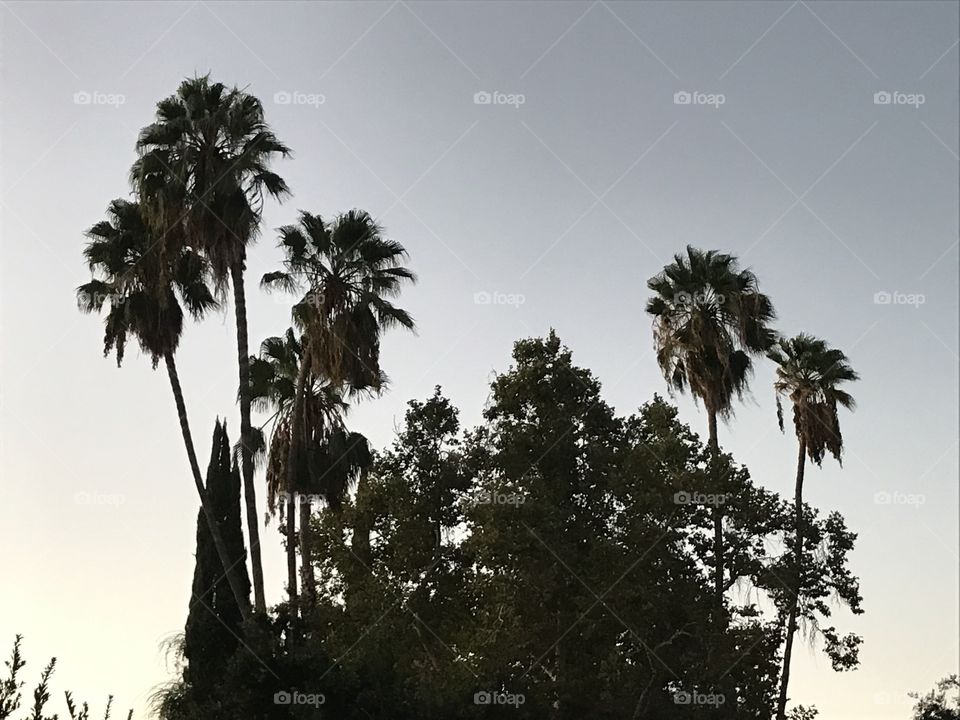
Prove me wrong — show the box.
[1,2,957,718]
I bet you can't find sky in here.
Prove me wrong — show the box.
[0,1,957,718]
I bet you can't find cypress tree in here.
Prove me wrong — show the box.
[183,420,251,690]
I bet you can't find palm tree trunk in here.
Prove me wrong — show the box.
[231,259,266,615]
[164,352,252,623]
[299,494,316,607]
[286,493,298,605]
[285,343,312,612]
[707,409,735,718]
[776,438,807,720]
[707,410,723,608]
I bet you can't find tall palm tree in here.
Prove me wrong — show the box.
[132,76,291,613]
[248,329,349,605]
[646,246,776,608]
[262,210,415,608]
[768,334,858,720]
[77,198,252,622]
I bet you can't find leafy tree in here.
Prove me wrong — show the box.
[767,334,859,719]
[312,387,473,718]
[910,676,960,720]
[132,76,291,614]
[621,398,785,717]
[77,198,250,620]
[762,507,863,716]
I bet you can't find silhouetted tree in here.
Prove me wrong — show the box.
[133,76,291,614]
[910,676,960,720]
[646,246,777,620]
[767,334,859,719]
[77,199,250,620]
[183,421,251,691]
[262,210,415,606]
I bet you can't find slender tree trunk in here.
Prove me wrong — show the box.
[707,410,723,608]
[285,343,312,614]
[164,352,252,623]
[286,493,298,605]
[776,438,807,720]
[231,259,266,615]
[707,408,734,718]
[299,494,316,607]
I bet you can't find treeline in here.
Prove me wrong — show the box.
[160,332,863,719]
[3,73,943,719]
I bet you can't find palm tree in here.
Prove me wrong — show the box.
[768,334,858,720]
[77,198,252,622]
[646,246,776,608]
[262,210,415,607]
[132,76,291,614]
[248,329,350,605]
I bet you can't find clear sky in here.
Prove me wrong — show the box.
[1,2,957,718]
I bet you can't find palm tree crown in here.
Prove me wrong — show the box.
[768,333,859,466]
[77,198,215,366]
[132,75,291,283]
[646,245,777,420]
[249,329,361,515]
[262,209,416,391]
